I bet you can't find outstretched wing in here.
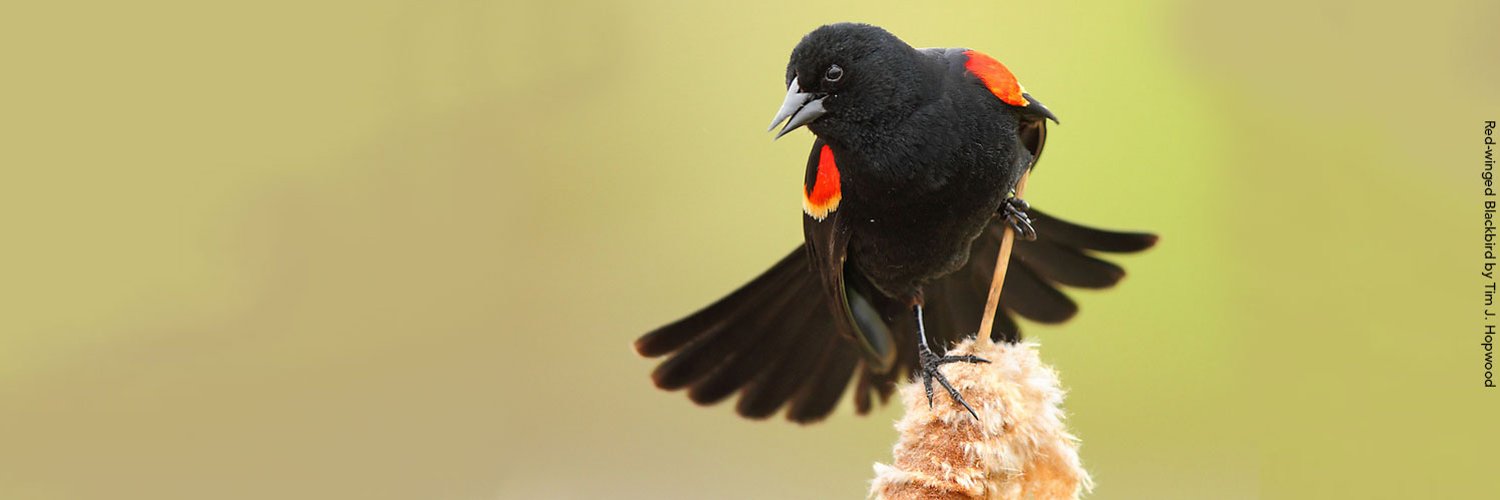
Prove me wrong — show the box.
[924,209,1158,346]
[632,138,882,423]
[840,208,1158,408]
[637,116,1156,423]
[633,244,867,423]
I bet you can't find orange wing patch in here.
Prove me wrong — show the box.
[963,50,1031,107]
[803,145,841,221]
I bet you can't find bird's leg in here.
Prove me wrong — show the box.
[999,197,1037,241]
[914,304,990,420]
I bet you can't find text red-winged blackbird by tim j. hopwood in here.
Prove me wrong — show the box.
[635,23,1157,422]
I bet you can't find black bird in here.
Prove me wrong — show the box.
[635,23,1156,422]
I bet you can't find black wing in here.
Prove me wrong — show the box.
[635,127,1157,422]
[923,209,1158,346]
[634,245,864,423]
[633,138,876,423]
[850,209,1158,406]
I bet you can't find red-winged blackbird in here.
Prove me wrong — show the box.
[635,23,1157,422]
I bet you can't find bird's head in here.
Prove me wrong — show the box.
[767,23,929,142]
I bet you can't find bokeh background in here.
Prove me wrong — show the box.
[2,1,1496,498]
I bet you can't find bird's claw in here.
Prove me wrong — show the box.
[1001,197,1037,241]
[918,343,990,420]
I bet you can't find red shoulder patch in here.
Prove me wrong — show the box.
[803,145,841,221]
[963,50,1030,107]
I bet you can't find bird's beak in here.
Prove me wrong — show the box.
[767,78,827,140]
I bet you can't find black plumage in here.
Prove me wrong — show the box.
[635,23,1156,423]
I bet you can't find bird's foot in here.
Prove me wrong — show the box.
[918,342,990,420]
[1000,197,1037,241]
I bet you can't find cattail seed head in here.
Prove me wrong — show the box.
[871,339,1091,499]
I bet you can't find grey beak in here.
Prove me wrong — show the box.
[766,78,827,140]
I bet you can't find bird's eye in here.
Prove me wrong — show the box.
[824,64,843,82]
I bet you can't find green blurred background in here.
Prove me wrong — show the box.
[1,1,1495,498]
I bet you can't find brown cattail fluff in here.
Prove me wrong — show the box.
[870,339,1092,499]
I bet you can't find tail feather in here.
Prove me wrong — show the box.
[939,277,983,348]
[992,308,1021,342]
[853,367,875,414]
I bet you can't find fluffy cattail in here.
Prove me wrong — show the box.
[870,338,1091,499]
